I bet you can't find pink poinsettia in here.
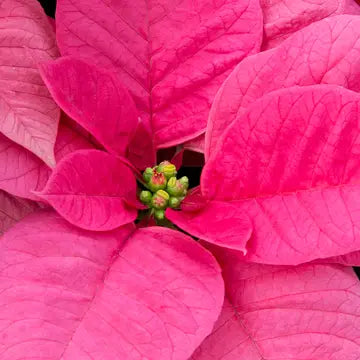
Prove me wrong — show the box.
[1,0,360,359]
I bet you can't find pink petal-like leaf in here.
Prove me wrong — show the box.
[167,201,252,251]
[0,190,38,235]
[206,15,360,159]
[0,211,224,360]
[56,0,263,148]
[0,0,60,167]
[261,0,360,49]
[0,132,50,200]
[202,85,360,264]
[40,57,138,157]
[38,150,138,231]
[192,250,360,359]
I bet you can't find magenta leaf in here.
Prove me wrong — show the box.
[0,190,38,235]
[192,253,360,359]
[38,150,139,231]
[261,0,360,49]
[206,15,360,159]
[40,57,138,157]
[0,0,60,167]
[56,0,263,148]
[167,201,252,252]
[0,211,224,360]
[201,85,360,264]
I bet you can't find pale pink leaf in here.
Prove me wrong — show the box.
[0,0,60,167]
[261,0,360,49]
[191,255,360,360]
[206,15,360,159]
[0,211,224,360]
[38,150,138,231]
[56,0,263,148]
[40,57,138,157]
[0,132,50,200]
[0,190,38,235]
[201,85,360,264]
[167,201,252,251]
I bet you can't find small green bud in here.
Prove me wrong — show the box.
[178,176,189,190]
[157,161,177,179]
[143,167,153,183]
[154,209,165,220]
[167,176,186,197]
[139,190,152,204]
[169,196,181,208]
[151,189,169,210]
[148,170,167,192]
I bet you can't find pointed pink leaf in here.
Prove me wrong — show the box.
[0,190,38,235]
[0,132,50,200]
[206,15,360,159]
[0,211,224,360]
[202,85,360,264]
[261,0,360,49]
[40,57,138,157]
[56,0,263,148]
[192,255,360,359]
[0,0,60,167]
[38,150,138,231]
[167,201,252,251]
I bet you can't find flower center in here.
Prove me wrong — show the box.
[139,161,189,221]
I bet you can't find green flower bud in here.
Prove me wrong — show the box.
[139,190,152,205]
[154,209,165,220]
[169,196,181,208]
[178,176,189,190]
[148,170,167,192]
[151,189,169,210]
[167,176,186,197]
[143,167,153,183]
[157,161,177,179]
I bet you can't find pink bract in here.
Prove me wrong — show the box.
[191,249,360,359]
[37,150,139,231]
[261,0,360,49]
[206,15,360,159]
[168,85,360,264]
[55,0,263,149]
[0,0,60,167]
[0,211,224,360]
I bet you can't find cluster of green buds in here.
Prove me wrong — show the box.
[139,161,189,220]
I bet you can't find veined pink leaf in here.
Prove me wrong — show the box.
[56,0,263,148]
[315,251,360,266]
[191,253,360,360]
[0,190,38,235]
[206,15,360,159]
[40,57,138,157]
[0,0,60,167]
[0,132,50,200]
[38,150,138,231]
[201,85,360,264]
[167,201,252,252]
[0,211,224,360]
[261,0,360,49]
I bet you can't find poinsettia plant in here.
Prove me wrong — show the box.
[1,0,360,359]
